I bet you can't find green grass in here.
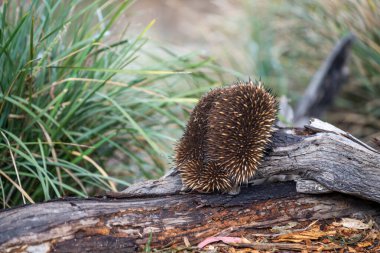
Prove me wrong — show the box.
[177,0,380,138]
[229,1,380,137]
[3,0,378,209]
[0,0,224,208]
[279,1,380,138]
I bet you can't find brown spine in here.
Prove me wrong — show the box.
[175,80,277,193]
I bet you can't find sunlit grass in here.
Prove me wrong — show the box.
[4,0,377,209]
[224,1,380,137]
[276,0,380,137]
[0,0,224,207]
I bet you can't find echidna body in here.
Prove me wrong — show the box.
[175,80,277,193]
[178,160,232,193]
[174,89,219,165]
[175,89,233,192]
[206,82,277,187]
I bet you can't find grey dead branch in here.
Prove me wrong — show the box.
[116,118,380,203]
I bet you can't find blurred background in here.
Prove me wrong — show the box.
[0,0,379,207]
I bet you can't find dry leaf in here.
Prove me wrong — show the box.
[183,236,191,247]
[357,241,372,247]
[274,226,335,242]
[333,218,371,230]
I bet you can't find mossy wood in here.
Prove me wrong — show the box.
[1,119,379,252]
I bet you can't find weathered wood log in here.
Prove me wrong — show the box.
[1,119,379,252]
[115,119,380,203]
[1,184,380,252]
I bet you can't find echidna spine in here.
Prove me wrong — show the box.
[206,80,277,186]
[175,79,277,193]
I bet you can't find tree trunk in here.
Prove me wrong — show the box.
[1,119,379,252]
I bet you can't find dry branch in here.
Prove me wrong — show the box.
[294,34,355,125]
[118,119,380,203]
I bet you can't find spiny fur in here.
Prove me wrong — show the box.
[175,80,277,193]
[179,160,232,193]
[206,80,277,186]
[175,89,232,192]
[174,89,219,165]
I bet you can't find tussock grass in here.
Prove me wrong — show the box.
[280,0,380,138]
[0,0,222,207]
[229,0,380,137]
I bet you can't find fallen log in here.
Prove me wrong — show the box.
[1,119,379,252]
[2,184,380,252]
[114,119,380,203]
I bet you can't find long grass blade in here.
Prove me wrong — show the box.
[0,131,26,204]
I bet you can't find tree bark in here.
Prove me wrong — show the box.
[1,119,379,252]
[1,184,379,252]
[114,118,380,203]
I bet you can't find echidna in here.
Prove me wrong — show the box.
[175,80,277,194]
[178,160,232,193]
[174,89,220,165]
[174,89,231,192]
